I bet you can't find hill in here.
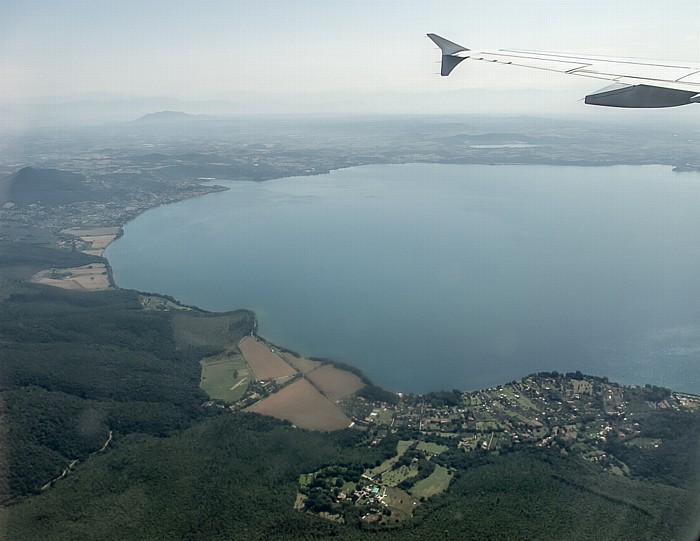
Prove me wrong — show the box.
[133,111,207,123]
[0,167,97,206]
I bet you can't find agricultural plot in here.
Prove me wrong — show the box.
[79,234,117,256]
[307,364,365,401]
[200,353,250,402]
[238,336,297,381]
[31,264,111,290]
[246,378,352,431]
[282,353,322,373]
[409,465,453,500]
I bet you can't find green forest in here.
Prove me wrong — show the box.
[1,243,700,540]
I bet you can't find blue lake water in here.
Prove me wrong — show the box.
[105,164,700,394]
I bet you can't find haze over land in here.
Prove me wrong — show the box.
[3,1,700,537]
[5,0,700,128]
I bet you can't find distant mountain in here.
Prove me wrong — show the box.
[0,167,93,206]
[133,111,208,123]
[438,133,542,145]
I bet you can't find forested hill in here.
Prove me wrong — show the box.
[0,242,101,293]
[1,244,699,540]
[0,167,107,206]
[0,243,254,504]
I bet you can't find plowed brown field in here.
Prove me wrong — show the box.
[246,378,352,431]
[239,336,297,381]
[307,364,365,401]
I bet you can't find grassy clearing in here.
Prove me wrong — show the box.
[385,487,419,520]
[298,473,314,489]
[416,442,448,455]
[380,464,418,486]
[366,440,415,478]
[200,352,250,402]
[410,465,454,500]
[625,437,663,448]
[476,421,500,431]
[501,387,541,412]
[373,407,395,425]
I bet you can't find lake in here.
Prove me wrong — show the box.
[105,164,700,394]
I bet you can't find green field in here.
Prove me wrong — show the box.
[380,464,418,486]
[410,465,453,499]
[200,352,250,402]
[416,441,448,455]
[366,440,415,478]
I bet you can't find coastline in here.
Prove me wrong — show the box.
[69,163,700,396]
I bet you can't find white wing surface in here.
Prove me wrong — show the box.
[428,34,700,108]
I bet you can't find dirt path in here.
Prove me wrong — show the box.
[98,431,113,453]
[41,460,78,491]
[41,430,113,492]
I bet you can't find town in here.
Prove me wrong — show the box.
[291,370,700,526]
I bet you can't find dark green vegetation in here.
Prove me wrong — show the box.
[0,284,207,501]
[0,242,101,292]
[0,244,253,507]
[3,261,699,540]
[7,417,699,541]
[0,167,111,206]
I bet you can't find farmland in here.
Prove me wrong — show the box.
[238,336,298,381]
[283,353,322,374]
[200,352,251,403]
[307,363,365,401]
[31,263,111,290]
[246,378,352,431]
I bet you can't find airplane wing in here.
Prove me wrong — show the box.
[428,33,700,108]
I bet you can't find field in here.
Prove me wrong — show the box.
[200,352,250,402]
[366,440,415,478]
[60,227,120,256]
[409,465,453,499]
[246,378,352,431]
[79,235,117,256]
[384,487,419,520]
[31,264,111,290]
[416,441,449,455]
[282,353,321,373]
[380,464,418,486]
[306,363,365,401]
[238,336,297,381]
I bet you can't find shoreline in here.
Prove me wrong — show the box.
[79,163,698,396]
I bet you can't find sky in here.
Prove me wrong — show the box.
[3,0,700,118]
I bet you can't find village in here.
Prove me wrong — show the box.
[292,371,700,525]
[196,329,700,527]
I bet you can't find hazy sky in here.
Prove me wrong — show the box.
[3,0,700,116]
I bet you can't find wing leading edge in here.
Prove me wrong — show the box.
[428,33,700,108]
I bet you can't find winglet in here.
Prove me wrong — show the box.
[428,34,469,76]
